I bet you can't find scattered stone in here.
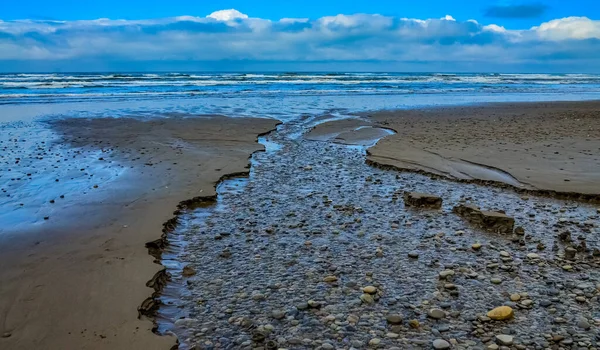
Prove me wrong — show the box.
[360,294,375,304]
[408,251,419,259]
[577,317,591,330]
[495,334,514,346]
[403,192,443,209]
[439,270,455,279]
[526,253,539,259]
[564,247,577,260]
[368,338,381,347]
[487,306,514,321]
[433,339,451,349]
[408,319,420,329]
[1,332,11,338]
[472,243,482,251]
[323,275,338,283]
[510,294,521,302]
[182,265,196,277]
[428,309,446,319]
[363,286,377,294]
[386,314,403,325]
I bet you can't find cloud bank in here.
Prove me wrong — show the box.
[1,9,599,72]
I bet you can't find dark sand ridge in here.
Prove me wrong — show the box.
[309,101,600,198]
[0,116,279,350]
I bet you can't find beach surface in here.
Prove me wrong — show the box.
[0,116,279,350]
[348,101,599,197]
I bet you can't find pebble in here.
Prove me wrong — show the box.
[433,339,451,349]
[487,306,514,321]
[577,317,591,330]
[368,338,381,347]
[363,286,377,294]
[428,309,446,319]
[386,314,403,324]
[472,243,482,250]
[439,270,455,279]
[323,275,338,282]
[510,294,521,301]
[496,334,514,346]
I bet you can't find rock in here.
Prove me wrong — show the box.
[323,275,338,283]
[439,270,455,279]
[564,247,577,260]
[487,306,514,321]
[428,309,446,319]
[495,334,514,346]
[577,316,591,330]
[403,192,443,209]
[307,300,321,308]
[363,286,377,294]
[408,251,419,259]
[368,338,381,347]
[271,310,285,320]
[514,226,525,235]
[453,204,515,234]
[408,319,420,328]
[526,253,539,259]
[1,332,11,338]
[490,277,502,284]
[386,314,403,324]
[182,265,196,277]
[472,243,482,251]
[433,339,451,349]
[510,294,521,302]
[360,294,375,304]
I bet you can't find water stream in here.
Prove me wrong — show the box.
[156,116,600,350]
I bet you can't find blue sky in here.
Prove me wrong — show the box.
[1,0,599,72]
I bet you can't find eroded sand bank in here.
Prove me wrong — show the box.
[353,101,599,198]
[0,116,279,350]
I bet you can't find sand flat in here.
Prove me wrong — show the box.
[0,116,279,350]
[362,101,600,196]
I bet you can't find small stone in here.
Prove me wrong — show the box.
[496,334,514,346]
[520,299,533,307]
[182,265,196,277]
[562,265,573,271]
[386,314,403,324]
[271,310,285,320]
[490,277,502,284]
[510,294,521,302]
[487,306,514,321]
[433,339,451,349]
[368,338,381,347]
[428,309,446,319]
[323,276,338,283]
[439,270,455,279]
[1,332,11,338]
[408,319,420,328]
[408,251,419,259]
[403,192,443,209]
[526,253,539,259]
[472,243,482,251]
[360,294,375,304]
[577,317,591,330]
[363,286,377,294]
[307,300,321,308]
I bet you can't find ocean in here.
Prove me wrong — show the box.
[2,72,600,122]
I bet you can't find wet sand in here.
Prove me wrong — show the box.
[358,101,600,198]
[0,116,279,350]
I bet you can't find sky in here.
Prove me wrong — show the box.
[0,0,599,72]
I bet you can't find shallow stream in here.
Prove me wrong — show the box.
[156,115,600,350]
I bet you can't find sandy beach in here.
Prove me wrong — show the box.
[0,116,279,350]
[1,101,599,350]
[363,101,600,199]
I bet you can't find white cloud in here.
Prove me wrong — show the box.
[533,16,600,40]
[206,9,249,21]
[0,9,599,70]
